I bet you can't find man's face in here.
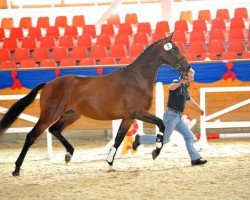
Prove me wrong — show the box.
[186,72,194,85]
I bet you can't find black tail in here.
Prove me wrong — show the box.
[0,83,46,136]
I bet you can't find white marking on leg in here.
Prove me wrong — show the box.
[106,147,116,163]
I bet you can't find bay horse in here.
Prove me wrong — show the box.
[0,33,190,176]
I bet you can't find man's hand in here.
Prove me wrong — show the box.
[200,109,204,116]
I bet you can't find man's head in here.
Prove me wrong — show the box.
[182,68,195,85]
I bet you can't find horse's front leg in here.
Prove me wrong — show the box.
[135,110,165,160]
[106,119,134,170]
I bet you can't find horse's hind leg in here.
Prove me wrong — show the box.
[12,119,53,176]
[49,109,80,163]
[106,119,134,168]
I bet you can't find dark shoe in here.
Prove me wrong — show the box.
[191,158,207,166]
[132,134,140,150]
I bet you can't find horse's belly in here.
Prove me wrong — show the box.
[76,99,129,120]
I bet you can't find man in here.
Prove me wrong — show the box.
[132,68,207,166]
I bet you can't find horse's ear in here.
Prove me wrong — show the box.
[166,32,174,42]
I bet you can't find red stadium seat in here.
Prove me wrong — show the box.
[200,53,217,61]
[10,27,24,39]
[46,26,60,38]
[77,34,93,48]
[107,14,121,26]
[96,34,111,47]
[185,53,197,61]
[0,61,16,69]
[37,17,50,28]
[82,25,96,37]
[211,18,226,30]
[180,11,193,22]
[40,59,56,67]
[64,26,78,37]
[221,51,238,60]
[137,22,152,34]
[125,13,138,24]
[234,8,248,20]
[198,10,211,22]
[172,31,187,43]
[151,32,166,43]
[55,16,68,27]
[21,37,37,51]
[187,41,205,55]
[101,24,115,36]
[192,19,207,31]
[174,20,188,32]
[32,48,49,62]
[216,9,230,21]
[228,29,244,41]
[1,18,14,30]
[155,21,170,34]
[229,18,245,30]
[100,56,116,65]
[228,40,245,54]
[3,38,18,51]
[133,32,149,45]
[118,23,133,35]
[60,58,76,67]
[28,27,42,38]
[119,56,135,64]
[209,29,226,41]
[109,44,127,59]
[0,49,10,62]
[90,45,107,60]
[52,47,68,61]
[189,31,206,42]
[242,51,250,59]
[58,36,74,49]
[19,17,32,29]
[79,58,96,66]
[13,48,30,62]
[71,46,87,60]
[114,33,130,46]
[208,40,225,55]
[40,36,56,49]
[129,43,145,57]
[72,15,85,26]
[20,60,36,68]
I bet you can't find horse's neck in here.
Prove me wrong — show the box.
[126,50,162,90]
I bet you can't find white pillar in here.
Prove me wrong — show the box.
[155,82,165,133]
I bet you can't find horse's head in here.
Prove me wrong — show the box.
[160,32,191,78]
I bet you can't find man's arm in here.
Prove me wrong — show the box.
[187,97,204,115]
[169,79,186,91]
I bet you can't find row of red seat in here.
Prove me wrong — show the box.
[1,49,250,69]
[0,32,166,51]
[0,17,248,41]
[0,13,141,29]
[180,7,248,22]
[0,43,145,63]
[0,56,136,69]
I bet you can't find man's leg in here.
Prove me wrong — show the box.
[175,119,202,161]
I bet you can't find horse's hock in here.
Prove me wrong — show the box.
[0,79,249,143]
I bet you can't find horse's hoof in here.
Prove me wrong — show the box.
[107,165,116,173]
[65,152,72,164]
[12,170,20,176]
[152,149,160,160]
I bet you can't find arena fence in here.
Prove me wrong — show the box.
[200,86,250,147]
